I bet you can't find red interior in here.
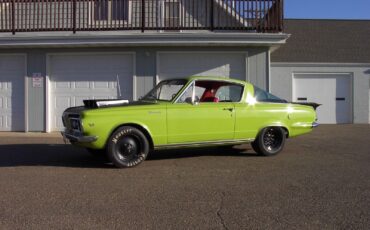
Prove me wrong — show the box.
[196,81,229,103]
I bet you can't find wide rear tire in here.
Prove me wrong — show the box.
[252,127,286,156]
[107,126,150,168]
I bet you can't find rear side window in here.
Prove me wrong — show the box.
[254,86,287,103]
[215,85,244,102]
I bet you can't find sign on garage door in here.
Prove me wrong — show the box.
[0,55,25,131]
[293,73,352,124]
[48,53,134,131]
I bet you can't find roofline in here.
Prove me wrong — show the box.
[0,32,289,48]
[271,62,370,68]
[284,18,370,22]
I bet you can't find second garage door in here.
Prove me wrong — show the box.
[48,53,134,131]
[158,52,247,81]
[0,55,25,131]
[293,73,352,124]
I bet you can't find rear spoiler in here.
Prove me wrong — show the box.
[291,102,321,110]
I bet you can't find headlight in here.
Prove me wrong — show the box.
[70,118,82,131]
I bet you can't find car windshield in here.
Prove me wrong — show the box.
[141,79,188,102]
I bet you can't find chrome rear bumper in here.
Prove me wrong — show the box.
[61,132,97,143]
[312,122,319,128]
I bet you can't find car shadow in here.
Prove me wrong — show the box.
[0,144,258,168]
[148,146,258,161]
[0,144,111,168]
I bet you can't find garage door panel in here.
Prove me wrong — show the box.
[159,53,246,81]
[0,55,25,131]
[294,74,351,124]
[75,82,90,88]
[49,53,134,131]
[55,97,71,109]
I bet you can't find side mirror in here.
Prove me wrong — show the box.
[185,96,200,105]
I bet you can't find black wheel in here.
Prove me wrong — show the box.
[252,127,286,156]
[107,126,150,168]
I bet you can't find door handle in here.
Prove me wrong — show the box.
[223,108,234,112]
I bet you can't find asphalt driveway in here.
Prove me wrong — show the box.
[0,125,369,229]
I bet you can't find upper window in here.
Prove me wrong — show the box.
[94,0,129,21]
[254,86,287,103]
[177,80,244,103]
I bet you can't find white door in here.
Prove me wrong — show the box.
[293,74,352,124]
[0,55,25,131]
[158,52,246,81]
[48,53,134,131]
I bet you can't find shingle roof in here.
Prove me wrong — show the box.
[271,19,370,63]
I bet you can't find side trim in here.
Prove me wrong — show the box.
[154,139,254,150]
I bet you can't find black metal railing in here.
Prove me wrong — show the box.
[0,0,283,34]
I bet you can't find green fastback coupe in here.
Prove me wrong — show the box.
[62,76,318,168]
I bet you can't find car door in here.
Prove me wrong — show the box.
[166,80,243,144]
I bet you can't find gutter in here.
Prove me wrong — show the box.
[0,32,289,48]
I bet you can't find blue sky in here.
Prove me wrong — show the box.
[285,0,370,19]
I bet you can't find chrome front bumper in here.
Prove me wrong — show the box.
[312,122,319,128]
[61,132,97,143]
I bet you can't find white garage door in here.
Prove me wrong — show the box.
[0,55,25,131]
[48,53,134,131]
[293,74,352,124]
[158,52,246,81]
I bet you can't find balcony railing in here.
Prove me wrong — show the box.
[0,0,283,34]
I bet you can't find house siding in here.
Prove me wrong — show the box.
[271,64,370,124]
[0,46,269,131]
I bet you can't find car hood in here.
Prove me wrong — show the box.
[64,100,162,114]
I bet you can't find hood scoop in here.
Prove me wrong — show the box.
[83,99,129,108]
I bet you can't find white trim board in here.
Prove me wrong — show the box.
[0,33,289,48]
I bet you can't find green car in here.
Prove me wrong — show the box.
[62,76,318,168]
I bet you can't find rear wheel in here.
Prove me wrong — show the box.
[252,127,286,156]
[107,126,149,168]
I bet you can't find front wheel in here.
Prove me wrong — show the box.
[252,127,286,156]
[107,126,150,168]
